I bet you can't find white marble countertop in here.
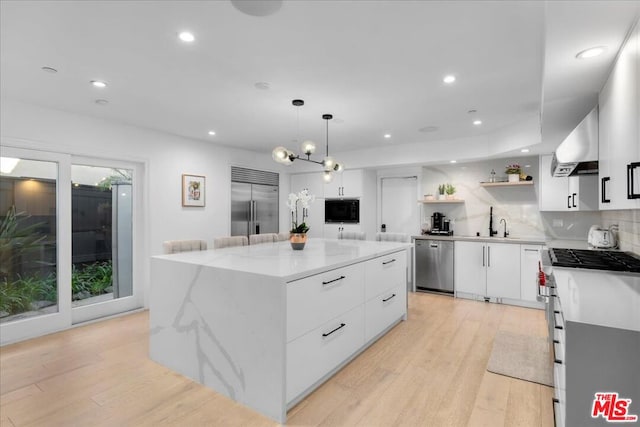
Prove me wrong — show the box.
[552,267,640,332]
[412,234,546,245]
[153,238,411,281]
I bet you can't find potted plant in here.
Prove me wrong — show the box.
[437,184,446,200]
[445,183,456,200]
[286,189,315,250]
[505,164,521,183]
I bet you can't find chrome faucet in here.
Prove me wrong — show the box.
[500,218,509,238]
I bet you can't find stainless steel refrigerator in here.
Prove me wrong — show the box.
[231,182,279,237]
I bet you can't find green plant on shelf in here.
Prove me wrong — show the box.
[505,164,521,174]
[438,184,446,195]
[445,183,456,195]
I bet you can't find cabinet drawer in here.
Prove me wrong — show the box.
[364,251,406,300]
[287,263,364,342]
[365,283,406,342]
[286,304,364,402]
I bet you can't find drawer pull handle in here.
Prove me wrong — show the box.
[382,259,396,265]
[382,293,396,302]
[553,342,562,364]
[553,312,563,330]
[322,323,346,337]
[322,275,346,286]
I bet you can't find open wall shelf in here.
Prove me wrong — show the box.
[418,199,465,204]
[479,181,534,187]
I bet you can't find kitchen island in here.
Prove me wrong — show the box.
[149,238,410,423]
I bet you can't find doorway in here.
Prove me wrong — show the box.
[0,147,144,344]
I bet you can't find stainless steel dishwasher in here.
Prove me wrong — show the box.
[415,239,454,294]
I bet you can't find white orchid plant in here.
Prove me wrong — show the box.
[287,189,315,233]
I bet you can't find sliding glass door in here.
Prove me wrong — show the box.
[0,148,71,343]
[0,147,143,344]
[70,160,140,324]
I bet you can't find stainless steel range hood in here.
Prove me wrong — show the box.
[551,107,599,177]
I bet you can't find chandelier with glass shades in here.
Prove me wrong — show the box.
[272,99,344,183]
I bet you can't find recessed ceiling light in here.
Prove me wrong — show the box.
[91,80,107,88]
[443,75,456,84]
[41,66,58,73]
[178,31,195,43]
[521,148,530,153]
[576,46,606,59]
[208,130,216,136]
[95,99,109,105]
[450,160,457,163]
[525,164,531,168]
[473,120,482,125]
[384,134,391,139]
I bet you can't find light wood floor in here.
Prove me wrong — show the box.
[0,292,553,427]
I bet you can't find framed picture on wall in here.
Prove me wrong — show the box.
[182,174,205,207]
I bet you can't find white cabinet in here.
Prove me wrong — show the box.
[287,263,365,342]
[598,20,640,210]
[302,198,324,239]
[290,172,325,238]
[323,223,361,239]
[454,241,520,300]
[539,155,598,211]
[485,243,521,300]
[287,305,364,402]
[290,172,325,198]
[324,170,363,198]
[286,250,407,404]
[454,241,486,295]
[364,251,407,342]
[520,245,543,304]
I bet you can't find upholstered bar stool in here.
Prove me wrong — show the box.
[376,232,409,242]
[276,232,290,241]
[162,239,208,254]
[339,231,367,240]
[249,233,278,245]
[213,236,249,249]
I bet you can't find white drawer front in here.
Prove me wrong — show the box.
[287,263,364,342]
[365,283,406,342]
[286,305,365,402]
[364,250,406,301]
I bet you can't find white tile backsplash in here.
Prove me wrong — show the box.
[601,210,640,255]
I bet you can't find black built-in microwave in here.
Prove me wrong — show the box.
[325,199,359,223]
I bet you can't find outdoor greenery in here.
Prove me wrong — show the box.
[0,273,57,315]
[71,261,113,300]
[0,205,114,317]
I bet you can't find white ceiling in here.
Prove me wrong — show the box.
[1,1,638,163]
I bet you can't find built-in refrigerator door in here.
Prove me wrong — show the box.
[231,182,252,237]
[251,184,279,235]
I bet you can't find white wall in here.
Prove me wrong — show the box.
[1,100,290,306]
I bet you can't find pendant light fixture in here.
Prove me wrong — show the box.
[272,100,343,181]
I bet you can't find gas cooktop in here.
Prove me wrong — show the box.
[549,248,640,273]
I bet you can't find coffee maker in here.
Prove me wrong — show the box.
[428,212,454,235]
